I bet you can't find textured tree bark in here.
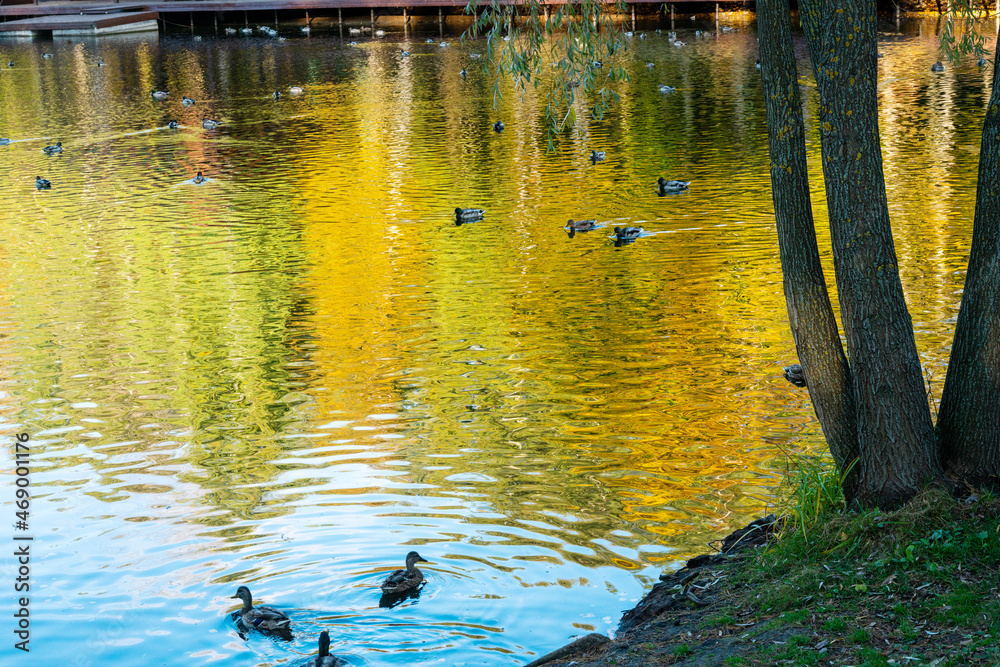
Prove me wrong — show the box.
[799,0,939,508]
[937,31,1000,487]
[757,0,861,499]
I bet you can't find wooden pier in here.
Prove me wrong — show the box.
[0,0,739,37]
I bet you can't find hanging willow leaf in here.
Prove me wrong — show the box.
[464,0,633,150]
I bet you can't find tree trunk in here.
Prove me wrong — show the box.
[799,0,939,508]
[757,0,861,499]
[936,31,1000,487]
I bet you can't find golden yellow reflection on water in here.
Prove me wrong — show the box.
[0,16,988,665]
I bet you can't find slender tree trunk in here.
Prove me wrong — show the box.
[799,0,939,508]
[757,0,861,499]
[937,32,1000,487]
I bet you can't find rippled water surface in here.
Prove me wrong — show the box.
[0,14,990,665]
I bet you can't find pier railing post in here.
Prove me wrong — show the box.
[715,3,719,23]
[670,4,674,22]
[631,5,635,31]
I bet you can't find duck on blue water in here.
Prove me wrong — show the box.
[380,551,429,595]
[231,586,291,633]
[304,631,344,667]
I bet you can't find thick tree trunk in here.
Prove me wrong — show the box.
[757,0,861,499]
[799,0,939,508]
[937,33,1000,487]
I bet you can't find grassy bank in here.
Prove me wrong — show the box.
[534,463,1000,667]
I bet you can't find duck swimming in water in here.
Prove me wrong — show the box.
[380,551,429,595]
[35,176,51,189]
[566,218,597,231]
[167,120,179,129]
[182,96,195,106]
[231,586,291,633]
[455,207,485,223]
[289,86,304,94]
[931,61,945,72]
[590,150,605,163]
[305,631,344,667]
[192,171,207,184]
[658,177,690,193]
[151,90,169,100]
[613,226,643,240]
[493,120,505,133]
[783,364,807,387]
[272,89,282,99]
[43,141,63,155]
[202,118,221,129]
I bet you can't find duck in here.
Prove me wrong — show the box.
[193,171,207,184]
[659,85,676,93]
[224,27,237,35]
[182,96,195,106]
[35,176,51,189]
[658,177,690,193]
[8,61,14,68]
[493,120,504,133]
[241,27,253,35]
[349,42,358,47]
[231,586,291,632]
[613,226,643,240]
[375,29,386,37]
[978,56,989,67]
[42,53,53,59]
[202,118,221,129]
[272,89,282,99]
[151,90,169,100]
[349,27,361,35]
[756,58,761,70]
[470,53,482,59]
[167,120,179,129]
[97,60,106,67]
[380,551,429,595]
[459,68,468,77]
[0,138,10,145]
[783,364,807,387]
[673,40,686,47]
[590,150,605,163]
[455,207,485,223]
[439,41,450,47]
[43,141,63,155]
[592,60,602,68]
[305,631,344,667]
[301,26,311,34]
[289,86,304,94]
[400,49,411,57]
[931,61,945,72]
[566,218,597,231]
[646,62,655,68]
[426,37,436,43]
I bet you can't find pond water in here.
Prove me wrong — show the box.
[0,14,989,666]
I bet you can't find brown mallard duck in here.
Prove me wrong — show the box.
[305,631,344,667]
[231,586,291,632]
[379,551,428,595]
[566,219,597,231]
[783,364,807,387]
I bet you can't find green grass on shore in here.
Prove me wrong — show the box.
[711,461,1000,666]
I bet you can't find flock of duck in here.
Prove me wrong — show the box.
[232,551,429,665]
[455,176,690,243]
[2,53,306,187]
